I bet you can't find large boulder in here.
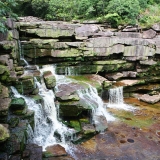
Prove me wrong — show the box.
[142,29,157,39]
[139,94,160,104]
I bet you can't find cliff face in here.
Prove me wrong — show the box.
[0,17,160,159]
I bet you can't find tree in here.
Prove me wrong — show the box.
[0,0,17,33]
[106,0,140,25]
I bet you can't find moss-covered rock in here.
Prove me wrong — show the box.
[10,98,26,110]
[69,120,81,131]
[43,71,56,89]
[0,124,10,142]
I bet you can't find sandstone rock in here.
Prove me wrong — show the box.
[0,124,10,142]
[120,80,139,86]
[75,24,100,37]
[140,60,157,65]
[45,144,67,157]
[93,31,114,37]
[139,94,160,104]
[115,32,141,38]
[124,45,155,57]
[125,56,148,61]
[105,72,123,81]
[56,93,80,101]
[43,71,56,89]
[142,29,156,39]
[122,71,137,78]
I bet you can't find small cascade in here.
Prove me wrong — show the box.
[107,86,135,111]
[27,124,34,143]
[109,86,123,104]
[18,40,29,66]
[65,66,79,76]
[77,84,115,123]
[11,81,76,151]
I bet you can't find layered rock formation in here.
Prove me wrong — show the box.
[0,17,160,159]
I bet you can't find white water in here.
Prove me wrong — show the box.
[77,84,115,123]
[107,86,135,111]
[11,82,75,151]
[41,65,115,123]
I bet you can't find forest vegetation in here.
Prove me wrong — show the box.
[1,0,160,32]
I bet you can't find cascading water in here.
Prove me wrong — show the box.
[18,40,29,66]
[107,86,135,111]
[77,84,115,123]
[109,86,123,104]
[64,66,82,76]
[41,64,115,124]
[11,77,76,152]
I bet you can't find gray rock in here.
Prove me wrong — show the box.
[105,72,123,81]
[93,31,114,37]
[139,94,160,104]
[115,32,141,38]
[152,23,160,31]
[75,24,100,37]
[124,45,155,57]
[142,29,157,39]
[123,71,137,78]
[140,60,157,65]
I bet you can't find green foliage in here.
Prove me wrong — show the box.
[106,0,140,25]
[0,0,17,33]
[6,0,160,28]
[139,4,160,27]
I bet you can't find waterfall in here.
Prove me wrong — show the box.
[18,40,29,66]
[64,66,81,76]
[77,84,115,123]
[107,86,135,111]
[11,82,76,151]
[109,86,123,104]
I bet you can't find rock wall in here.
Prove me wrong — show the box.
[16,17,160,97]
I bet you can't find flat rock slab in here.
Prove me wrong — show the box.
[139,94,160,104]
[45,144,67,157]
[119,80,139,86]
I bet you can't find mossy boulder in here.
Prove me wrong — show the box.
[43,71,56,89]
[59,101,91,117]
[10,98,26,110]
[0,124,10,142]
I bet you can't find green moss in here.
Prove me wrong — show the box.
[113,110,154,128]
[68,75,101,90]
[70,120,81,131]
[0,124,10,142]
